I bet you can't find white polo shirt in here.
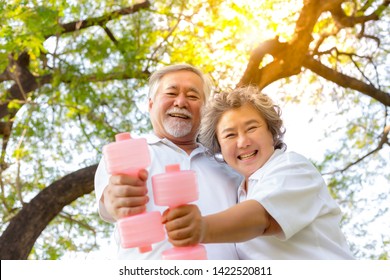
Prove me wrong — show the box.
[236,149,354,260]
[95,134,242,260]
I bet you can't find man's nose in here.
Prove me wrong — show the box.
[173,93,188,107]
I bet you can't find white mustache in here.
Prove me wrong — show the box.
[166,108,192,119]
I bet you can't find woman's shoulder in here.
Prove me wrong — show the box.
[268,149,315,171]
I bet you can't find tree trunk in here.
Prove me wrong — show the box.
[0,164,97,259]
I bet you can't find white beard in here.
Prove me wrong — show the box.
[164,108,193,137]
[163,118,192,137]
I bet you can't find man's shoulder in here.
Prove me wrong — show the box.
[201,156,243,180]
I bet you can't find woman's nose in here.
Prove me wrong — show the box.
[237,133,251,148]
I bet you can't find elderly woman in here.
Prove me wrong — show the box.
[162,86,354,260]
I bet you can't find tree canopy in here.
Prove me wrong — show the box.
[0,0,389,259]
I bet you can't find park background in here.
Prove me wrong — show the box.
[0,0,389,260]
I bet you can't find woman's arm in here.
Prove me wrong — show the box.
[203,200,281,243]
[163,200,281,246]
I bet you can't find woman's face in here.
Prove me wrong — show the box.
[216,103,275,179]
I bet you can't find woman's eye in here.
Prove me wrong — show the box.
[248,126,258,132]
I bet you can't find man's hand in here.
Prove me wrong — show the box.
[102,169,149,220]
[162,204,205,247]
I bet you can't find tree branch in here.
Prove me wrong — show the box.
[102,25,119,46]
[303,56,390,107]
[0,70,11,82]
[0,164,97,259]
[237,37,287,87]
[48,0,151,39]
[58,212,97,234]
[323,125,390,175]
[317,47,380,87]
[330,0,389,28]
[238,0,341,89]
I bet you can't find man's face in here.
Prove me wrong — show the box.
[149,70,205,143]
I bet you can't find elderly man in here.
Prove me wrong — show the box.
[94,64,241,259]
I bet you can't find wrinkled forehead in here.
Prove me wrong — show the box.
[158,71,205,97]
[161,83,202,96]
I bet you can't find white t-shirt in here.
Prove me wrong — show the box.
[236,149,354,260]
[95,134,242,260]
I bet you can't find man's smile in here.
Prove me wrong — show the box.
[168,113,190,119]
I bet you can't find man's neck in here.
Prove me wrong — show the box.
[176,142,198,155]
[157,134,198,155]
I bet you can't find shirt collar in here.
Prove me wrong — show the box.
[144,133,162,144]
[144,133,206,156]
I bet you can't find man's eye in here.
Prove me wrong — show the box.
[186,92,200,100]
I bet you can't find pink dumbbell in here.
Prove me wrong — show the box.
[103,132,165,253]
[152,164,207,260]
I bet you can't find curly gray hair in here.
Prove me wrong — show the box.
[199,86,286,160]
